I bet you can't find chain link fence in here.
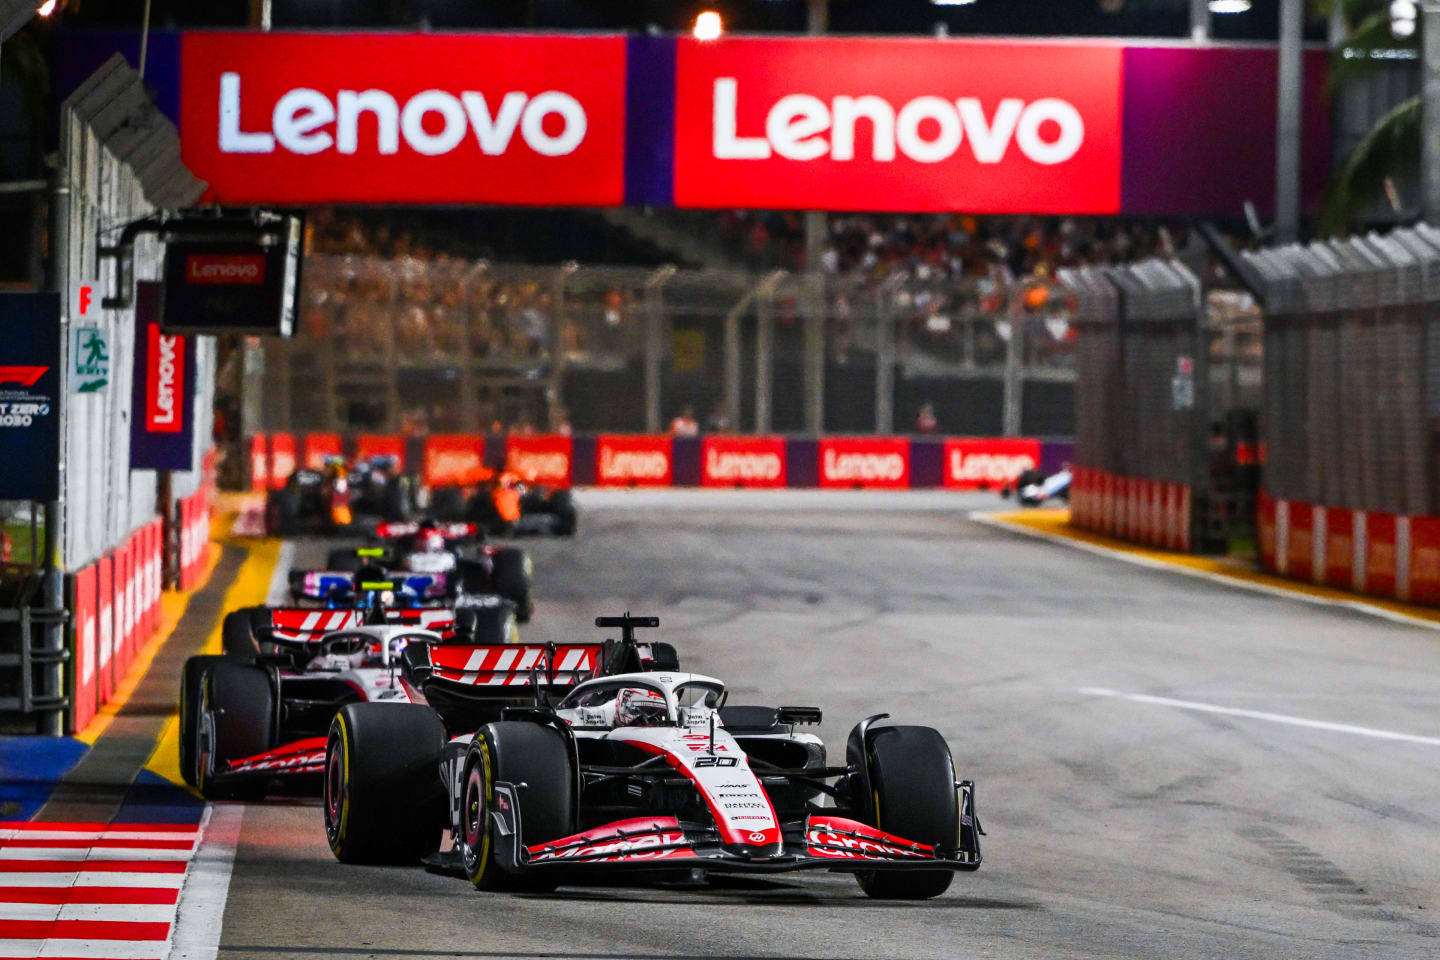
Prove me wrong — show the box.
[273,255,1077,437]
[1244,226,1440,517]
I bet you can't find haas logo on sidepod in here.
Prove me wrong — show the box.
[218,74,588,158]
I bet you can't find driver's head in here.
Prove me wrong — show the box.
[617,687,668,727]
[416,529,446,553]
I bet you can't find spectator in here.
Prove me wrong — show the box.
[706,402,731,434]
[669,405,699,437]
[915,402,938,434]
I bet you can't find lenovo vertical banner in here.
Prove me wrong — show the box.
[131,283,197,470]
[0,293,62,500]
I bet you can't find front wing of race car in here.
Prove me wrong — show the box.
[484,780,982,875]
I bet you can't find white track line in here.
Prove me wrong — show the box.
[969,511,1440,631]
[169,804,243,960]
[266,541,296,606]
[1080,687,1440,747]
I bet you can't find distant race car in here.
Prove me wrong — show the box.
[265,456,416,535]
[322,614,983,900]
[316,520,533,619]
[1002,467,1072,507]
[431,470,577,537]
[181,586,534,800]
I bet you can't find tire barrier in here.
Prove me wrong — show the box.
[1258,490,1440,606]
[70,448,215,733]
[1069,467,1192,552]
[247,432,1069,492]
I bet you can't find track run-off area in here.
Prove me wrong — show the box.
[42,490,1440,960]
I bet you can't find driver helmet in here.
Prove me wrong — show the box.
[616,687,668,727]
[414,528,447,553]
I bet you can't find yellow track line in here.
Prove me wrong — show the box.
[980,508,1440,628]
[143,535,282,787]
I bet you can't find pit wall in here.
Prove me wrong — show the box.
[1067,467,1193,552]
[68,449,216,733]
[1256,492,1440,604]
[247,433,1073,492]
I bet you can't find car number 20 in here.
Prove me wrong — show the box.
[694,756,739,768]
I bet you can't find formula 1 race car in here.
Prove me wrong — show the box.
[265,456,416,535]
[323,615,983,899]
[181,590,527,799]
[1002,467,1072,507]
[431,470,577,537]
[317,520,533,619]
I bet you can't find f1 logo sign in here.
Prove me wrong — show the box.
[0,366,48,387]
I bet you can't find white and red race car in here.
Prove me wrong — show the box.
[323,615,983,899]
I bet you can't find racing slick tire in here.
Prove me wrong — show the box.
[221,608,261,660]
[265,487,301,536]
[855,725,958,900]
[197,663,278,801]
[488,548,533,623]
[547,489,578,536]
[324,548,364,573]
[324,703,447,865]
[179,655,228,788]
[430,487,467,522]
[459,721,574,892]
[383,476,413,523]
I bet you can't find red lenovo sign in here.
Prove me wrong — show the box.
[818,437,910,489]
[145,324,185,434]
[507,435,573,488]
[186,253,266,285]
[180,32,627,205]
[424,434,485,487]
[701,436,786,488]
[673,37,1122,213]
[596,435,672,487]
[943,437,1041,490]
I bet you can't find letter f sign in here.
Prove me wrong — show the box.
[78,285,92,316]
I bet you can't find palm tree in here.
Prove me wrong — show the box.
[1319,0,1422,231]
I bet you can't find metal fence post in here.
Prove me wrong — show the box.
[1001,284,1023,437]
[874,284,895,435]
[550,261,575,431]
[644,266,675,435]
[755,281,775,434]
[803,271,825,434]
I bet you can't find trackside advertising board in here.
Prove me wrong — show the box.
[180,32,627,206]
[144,31,1328,215]
[943,437,1041,490]
[130,283,196,471]
[0,293,62,500]
[818,437,910,489]
[701,436,787,488]
[673,37,1122,213]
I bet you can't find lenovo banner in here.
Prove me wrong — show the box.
[424,434,485,487]
[672,37,1122,213]
[596,435,672,487]
[0,293,62,500]
[180,32,628,206]
[701,436,786,488]
[818,437,910,489]
[130,283,196,471]
[507,435,573,488]
[943,437,1041,490]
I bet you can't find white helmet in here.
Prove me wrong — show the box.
[617,687,668,727]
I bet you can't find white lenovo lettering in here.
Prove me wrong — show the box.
[218,73,588,158]
[712,78,1085,166]
[509,450,570,479]
[154,336,179,425]
[823,450,904,482]
[706,449,781,482]
[600,448,668,480]
[949,451,1037,483]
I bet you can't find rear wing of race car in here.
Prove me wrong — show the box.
[405,642,602,690]
[288,570,449,602]
[375,521,480,541]
[253,606,458,642]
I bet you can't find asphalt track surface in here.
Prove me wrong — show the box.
[218,490,1440,959]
